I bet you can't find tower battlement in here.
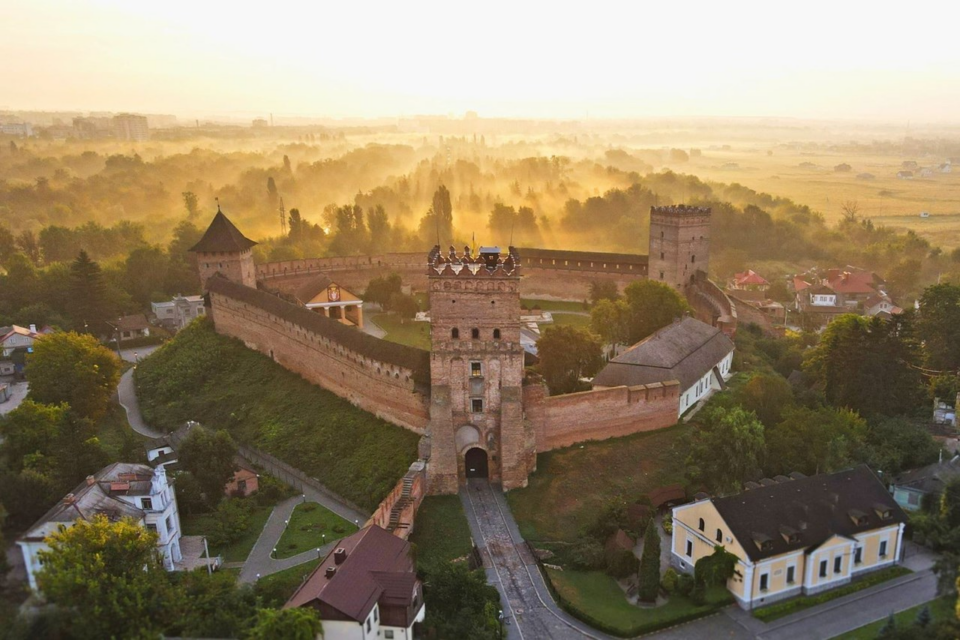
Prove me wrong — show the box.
[427,245,520,277]
[650,204,712,216]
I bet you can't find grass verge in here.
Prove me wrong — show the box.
[367,313,432,350]
[180,504,273,563]
[546,569,731,637]
[753,566,913,622]
[409,495,474,568]
[275,502,358,559]
[832,596,954,639]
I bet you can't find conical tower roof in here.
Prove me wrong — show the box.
[189,210,257,253]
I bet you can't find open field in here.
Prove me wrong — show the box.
[507,424,689,542]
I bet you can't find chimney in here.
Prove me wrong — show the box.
[86,475,96,486]
[325,567,337,579]
[63,493,76,505]
[334,548,347,565]
[29,324,37,333]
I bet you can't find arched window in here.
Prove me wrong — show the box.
[493,328,501,340]
[471,328,480,339]
[698,518,705,532]
[716,529,722,542]
[452,328,459,339]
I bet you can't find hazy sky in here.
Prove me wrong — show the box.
[4,0,960,122]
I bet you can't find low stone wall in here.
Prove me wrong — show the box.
[524,381,681,452]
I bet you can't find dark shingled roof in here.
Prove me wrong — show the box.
[892,456,960,495]
[712,465,907,562]
[189,211,258,253]
[285,525,418,623]
[592,317,733,390]
[293,274,333,305]
[207,275,430,385]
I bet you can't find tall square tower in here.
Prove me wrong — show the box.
[647,205,711,291]
[190,208,258,290]
[425,245,535,493]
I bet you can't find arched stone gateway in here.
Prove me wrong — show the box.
[464,447,489,479]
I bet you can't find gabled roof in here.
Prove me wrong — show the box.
[592,317,734,390]
[711,465,906,562]
[285,525,417,622]
[189,211,257,253]
[733,270,769,286]
[117,314,150,332]
[825,269,879,295]
[892,456,960,495]
[793,277,812,292]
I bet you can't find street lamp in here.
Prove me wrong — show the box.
[498,609,504,640]
[271,547,277,559]
[316,547,321,558]
[321,533,326,546]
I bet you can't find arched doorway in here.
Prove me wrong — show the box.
[464,447,489,479]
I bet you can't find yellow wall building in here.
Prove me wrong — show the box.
[671,466,906,610]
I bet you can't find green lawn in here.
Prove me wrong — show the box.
[96,401,149,463]
[368,313,432,350]
[832,596,954,639]
[181,504,273,563]
[542,313,592,330]
[256,558,322,608]
[275,502,358,559]
[409,495,474,568]
[753,566,913,622]
[522,298,588,312]
[547,569,731,637]
[507,424,688,542]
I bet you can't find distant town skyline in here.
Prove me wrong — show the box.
[5,0,960,123]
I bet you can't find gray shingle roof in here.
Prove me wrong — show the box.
[592,317,733,390]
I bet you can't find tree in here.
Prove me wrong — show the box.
[0,400,66,470]
[26,331,120,423]
[124,245,169,307]
[590,298,630,348]
[622,280,692,344]
[367,204,390,249]
[589,280,620,306]
[694,545,738,587]
[421,562,501,640]
[68,249,111,333]
[536,326,603,395]
[917,284,960,372]
[915,604,932,628]
[419,185,454,246]
[182,191,199,219]
[247,608,322,640]
[166,569,259,639]
[37,515,174,640]
[364,273,403,308]
[765,407,865,476]
[863,417,939,476]
[687,406,765,494]
[179,428,239,507]
[0,222,17,267]
[735,373,794,427]
[941,477,960,530]
[638,520,661,602]
[389,292,420,321]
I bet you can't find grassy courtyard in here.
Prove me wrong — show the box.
[181,505,274,563]
[275,502,358,559]
[507,424,689,542]
[368,312,432,350]
[409,495,474,568]
[547,569,732,637]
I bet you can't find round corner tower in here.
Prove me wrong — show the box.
[647,204,711,291]
[425,244,536,494]
[190,208,258,290]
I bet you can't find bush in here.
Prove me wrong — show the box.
[254,474,294,507]
[638,520,661,602]
[605,549,639,579]
[662,513,673,535]
[676,573,695,597]
[568,538,605,571]
[209,498,253,548]
[661,568,679,594]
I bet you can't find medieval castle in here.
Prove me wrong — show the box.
[191,204,735,494]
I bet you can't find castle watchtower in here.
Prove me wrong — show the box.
[425,244,535,493]
[648,205,711,290]
[190,208,258,290]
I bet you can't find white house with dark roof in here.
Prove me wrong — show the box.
[671,466,907,610]
[17,462,182,591]
[592,317,734,416]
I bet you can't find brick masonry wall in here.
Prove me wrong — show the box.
[524,381,681,452]
[209,291,430,432]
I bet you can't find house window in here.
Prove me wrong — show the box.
[471,328,480,339]
[786,566,795,584]
[166,515,174,534]
[716,529,722,543]
[907,492,920,506]
[659,271,665,280]
[366,617,371,632]
[819,560,827,578]
[685,540,693,557]
[141,498,153,510]
[855,547,863,564]
[385,632,394,639]
[493,328,501,340]
[472,398,484,413]
[879,541,888,558]
[146,523,157,533]
[374,607,378,622]
[698,518,705,532]
[452,328,459,339]
[470,362,482,377]
[759,573,768,591]
[238,480,247,493]
[834,556,842,574]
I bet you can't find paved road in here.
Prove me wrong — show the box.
[0,381,28,415]
[360,314,387,339]
[119,345,160,364]
[117,368,163,438]
[461,479,606,640]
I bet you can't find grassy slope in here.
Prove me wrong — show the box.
[833,596,954,639]
[134,319,420,511]
[409,495,474,568]
[275,502,358,559]
[507,424,690,542]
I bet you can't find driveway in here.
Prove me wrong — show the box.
[117,368,162,438]
[0,381,28,415]
[119,345,160,364]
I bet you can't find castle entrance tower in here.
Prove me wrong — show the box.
[425,245,535,493]
[648,205,712,291]
[190,207,258,290]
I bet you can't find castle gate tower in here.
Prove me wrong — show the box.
[190,207,258,290]
[425,245,536,493]
[647,205,712,291]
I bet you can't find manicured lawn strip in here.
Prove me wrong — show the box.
[135,319,420,511]
[368,313,432,350]
[409,495,474,568]
[546,569,731,637]
[256,558,322,608]
[275,502,358,559]
[181,505,274,563]
[753,566,913,622]
[522,299,588,312]
[832,596,954,639]
[507,424,689,542]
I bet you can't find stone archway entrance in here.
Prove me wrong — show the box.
[464,447,489,479]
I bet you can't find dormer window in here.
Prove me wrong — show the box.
[874,505,892,521]
[848,509,869,526]
[752,533,774,552]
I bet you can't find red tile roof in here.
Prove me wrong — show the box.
[825,270,879,295]
[734,270,769,286]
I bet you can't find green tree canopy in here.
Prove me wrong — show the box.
[247,608,322,640]
[764,406,866,477]
[179,427,239,507]
[68,249,112,333]
[735,372,795,428]
[536,325,603,395]
[638,519,661,602]
[687,406,765,494]
[917,283,960,372]
[421,562,501,640]
[622,279,692,345]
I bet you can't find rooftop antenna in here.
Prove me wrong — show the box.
[279,197,287,236]
[215,197,221,213]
